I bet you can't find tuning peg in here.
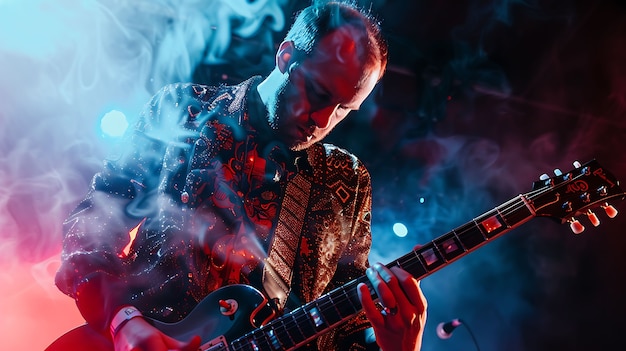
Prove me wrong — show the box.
[586,210,600,227]
[580,192,591,203]
[602,203,618,218]
[573,161,582,168]
[554,168,562,176]
[539,173,550,181]
[568,218,585,234]
[562,201,573,213]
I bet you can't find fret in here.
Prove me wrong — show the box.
[471,218,489,240]
[434,232,466,261]
[271,318,294,350]
[284,310,306,345]
[394,255,408,271]
[455,222,486,249]
[232,334,261,351]
[500,196,534,226]
[475,210,506,239]
[411,249,429,275]
[334,285,359,317]
[263,326,283,350]
[396,254,416,272]
[306,303,326,329]
[416,243,445,270]
[230,336,246,351]
[401,253,428,279]
[317,293,342,326]
[261,328,281,350]
[250,329,273,351]
[292,306,317,340]
[230,340,241,351]
[347,281,364,308]
[450,229,468,251]
[332,292,356,318]
[393,255,413,277]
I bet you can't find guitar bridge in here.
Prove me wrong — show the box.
[200,335,229,351]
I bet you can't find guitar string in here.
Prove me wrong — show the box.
[280,176,597,347]
[397,187,549,277]
[232,282,363,350]
[231,185,558,350]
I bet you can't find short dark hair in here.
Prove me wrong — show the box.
[284,1,388,78]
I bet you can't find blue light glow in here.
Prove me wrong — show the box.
[100,110,129,137]
[392,222,408,237]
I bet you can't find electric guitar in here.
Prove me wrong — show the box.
[46,159,625,351]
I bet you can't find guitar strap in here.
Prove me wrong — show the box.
[262,172,311,310]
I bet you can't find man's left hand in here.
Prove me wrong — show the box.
[358,263,427,351]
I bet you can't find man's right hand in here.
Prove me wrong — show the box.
[113,317,201,351]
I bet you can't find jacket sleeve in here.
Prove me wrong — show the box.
[54,83,194,334]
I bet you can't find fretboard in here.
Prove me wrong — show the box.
[229,194,535,351]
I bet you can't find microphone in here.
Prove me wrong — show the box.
[436,318,462,339]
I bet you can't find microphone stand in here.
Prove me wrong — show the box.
[459,319,481,351]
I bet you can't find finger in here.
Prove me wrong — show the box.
[390,266,427,313]
[411,280,428,336]
[371,263,408,310]
[357,282,384,327]
[415,280,427,313]
[365,265,397,313]
[390,267,427,326]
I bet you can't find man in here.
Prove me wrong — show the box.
[55,2,427,350]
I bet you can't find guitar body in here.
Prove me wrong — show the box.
[46,284,272,351]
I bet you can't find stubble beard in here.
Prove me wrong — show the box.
[266,78,310,151]
[267,75,289,130]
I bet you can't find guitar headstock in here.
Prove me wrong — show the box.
[528,160,625,234]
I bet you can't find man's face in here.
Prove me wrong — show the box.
[269,26,383,151]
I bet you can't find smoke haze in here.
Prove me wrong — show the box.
[1,0,625,350]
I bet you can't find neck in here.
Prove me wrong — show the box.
[256,68,283,109]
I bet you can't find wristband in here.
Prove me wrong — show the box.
[109,306,143,339]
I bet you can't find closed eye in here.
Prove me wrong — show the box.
[305,76,331,106]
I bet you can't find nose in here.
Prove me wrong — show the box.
[309,105,337,129]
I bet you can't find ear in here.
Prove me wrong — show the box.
[276,41,295,74]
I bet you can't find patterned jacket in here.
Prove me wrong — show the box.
[56,77,376,350]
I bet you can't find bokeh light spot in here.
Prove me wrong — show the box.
[100,110,129,137]
[393,222,408,237]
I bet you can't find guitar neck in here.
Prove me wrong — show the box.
[386,194,535,279]
[230,194,535,351]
